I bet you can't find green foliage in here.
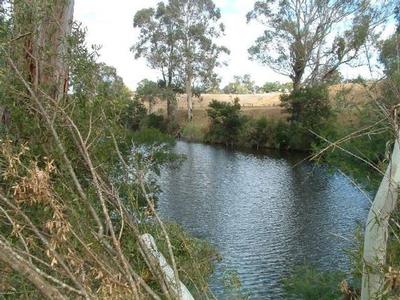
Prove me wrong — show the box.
[135,79,177,115]
[202,94,328,151]
[122,99,168,133]
[283,265,345,300]
[205,98,245,146]
[313,95,393,189]
[247,0,390,88]
[380,33,400,77]
[223,74,256,94]
[261,81,292,93]
[221,270,249,299]
[122,99,148,131]
[128,127,178,181]
[181,122,206,142]
[278,85,333,150]
[134,79,158,110]
[240,117,272,149]
[273,120,291,149]
[132,0,229,113]
[131,127,174,147]
[281,85,331,128]
[0,1,219,298]
[141,114,168,133]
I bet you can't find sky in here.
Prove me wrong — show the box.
[74,0,293,91]
[74,0,394,91]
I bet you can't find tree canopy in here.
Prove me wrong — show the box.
[132,0,229,120]
[223,74,256,94]
[247,0,393,90]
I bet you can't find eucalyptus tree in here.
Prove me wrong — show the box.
[132,3,181,118]
[223,74,256,94]
[132,0,228,121]
[247,0,393,91]
[174,0,228,121]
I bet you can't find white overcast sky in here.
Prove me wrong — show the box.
[74,0,394,91]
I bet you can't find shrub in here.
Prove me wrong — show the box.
[141,113,168,132]
[281,85,332,129]
[240,117,273,149]
[280,85,334,150]
[272,120,291,149]
[123,99,147,130]
[283,265,345,300]
[205,98,245,147]
[181,123,206,142]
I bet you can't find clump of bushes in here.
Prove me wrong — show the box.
[240,117,272,149]
[203,85,334,151]
[123,99,168,133]
[205,97,245,147]
[283,265,346,300]
[181,122,207,142]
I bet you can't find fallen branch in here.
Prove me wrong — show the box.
[139,234,194,300]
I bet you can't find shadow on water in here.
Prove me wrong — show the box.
[158,141,370,299]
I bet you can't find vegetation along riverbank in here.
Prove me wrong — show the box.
[1,0,400,299]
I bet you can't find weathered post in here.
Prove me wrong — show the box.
[139,234,194,300]
[361,127,400,299]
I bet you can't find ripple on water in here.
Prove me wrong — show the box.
[159,142,370,299]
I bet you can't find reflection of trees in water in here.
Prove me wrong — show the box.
[287,163,366,270]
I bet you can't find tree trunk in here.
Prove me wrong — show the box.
[18,0,74,101]
[186,71,193,122]
[54,0,74,101]
[361,131,400,299]
[167,97,176,121]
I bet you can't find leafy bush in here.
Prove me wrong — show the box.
[283,265,345,300]
[223,74,256,94]
[141,113,168,132]
[181,122,207,142]
[280,85,334,150]
[273,120,291,149]
[122,100,168,133]
[281,85,332,129]
[240,117,273,149]
[205,98,245,146]
[122,99,148,130]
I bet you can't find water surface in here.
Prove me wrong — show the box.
[159,141,369,299]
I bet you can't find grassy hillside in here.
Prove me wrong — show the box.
[147,83,373,131]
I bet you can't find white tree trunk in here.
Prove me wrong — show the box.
[361,131,400,299]
[139,234,194,300]
[186,69,193,122]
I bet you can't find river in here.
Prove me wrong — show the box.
[158,141,369,299]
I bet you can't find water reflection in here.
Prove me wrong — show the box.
[159,142,369,299]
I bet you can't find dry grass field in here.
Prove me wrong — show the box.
[148,83,373,128]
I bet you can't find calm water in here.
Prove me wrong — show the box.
[158,141,370,299]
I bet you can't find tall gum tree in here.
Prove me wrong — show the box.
[132,0,228,121]
[247,0,394,91]
[132,3,181,118]
[174,0,228,121]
